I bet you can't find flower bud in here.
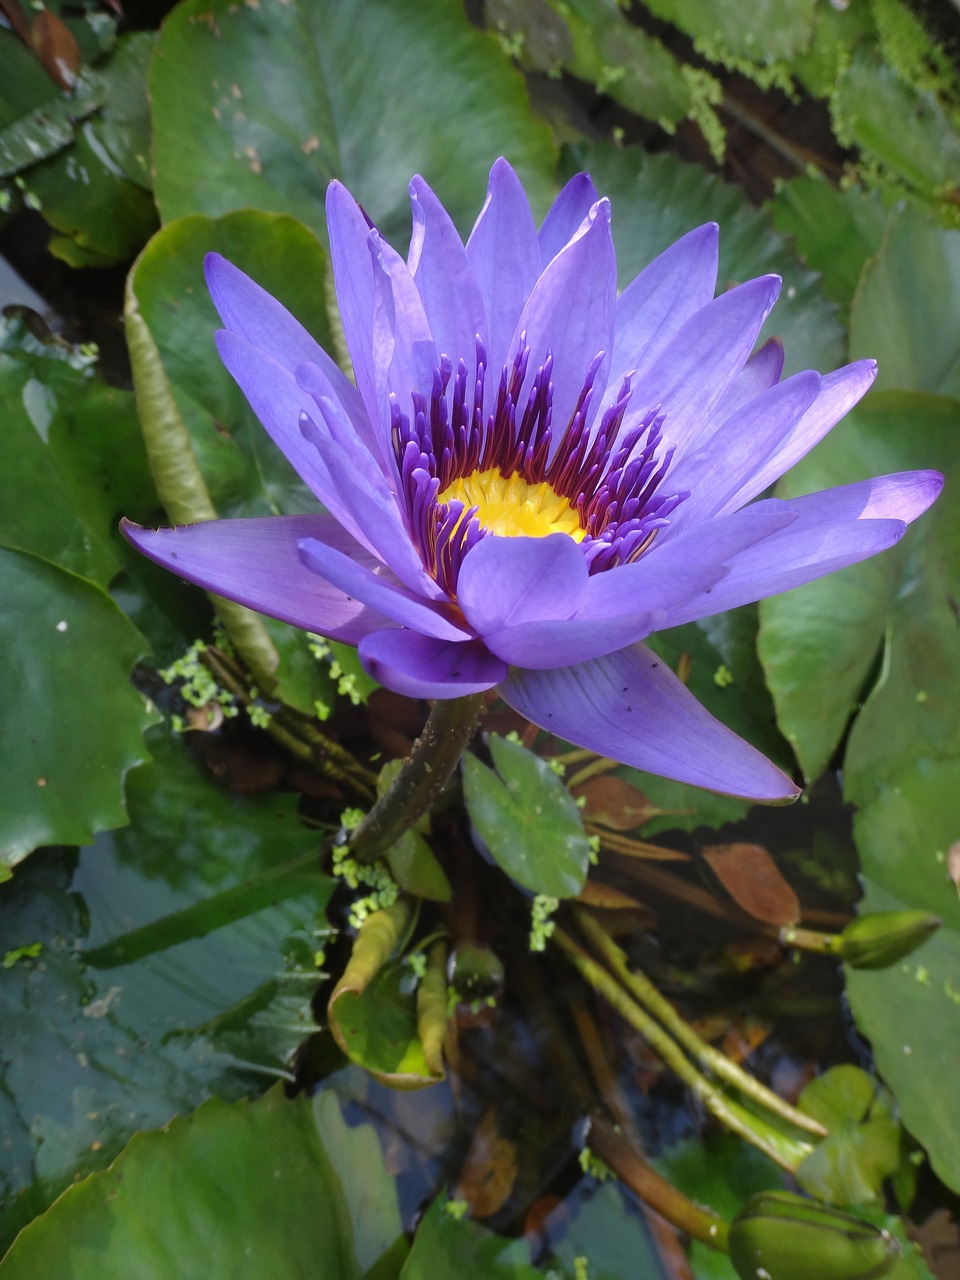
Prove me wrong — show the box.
[840,910,940,970]
[728,1191,900,1280]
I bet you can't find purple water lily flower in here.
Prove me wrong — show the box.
[123,159,942,802]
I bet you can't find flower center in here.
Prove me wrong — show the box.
[438,469,586,542]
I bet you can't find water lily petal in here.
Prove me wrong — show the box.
[501,643,800,801]
[358,630,507,698]
[715,360,877,513]
[298,536,470,641]
[121,515,385,642]
[369,228,438,420]
[457,533,587,633]
[466,157,542,377]
[626,274,782,462]
[663,470,944,626]
[204,253,371,449]
[408,175,487,367]
[508,199,617,443]
[295,363,444,599]
[608,223,720,393]
[711,336,784,421]
[538,171,600,266]
[666,370,822,529]
[457,530,727,668]
[214,330,346,507]
[326,180,381,433]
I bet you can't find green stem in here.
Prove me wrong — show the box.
[349,693,484,864]
[778,924,845,956]
[552,927,814,1172]
[575,909,827,1138]
[587,1113,730,1251]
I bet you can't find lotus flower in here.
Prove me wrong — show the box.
[123,159,942,802]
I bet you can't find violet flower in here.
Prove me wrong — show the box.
[123,159,942,802]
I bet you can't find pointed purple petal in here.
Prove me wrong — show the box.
[326,181,380,431]
[203,253,372,451]
[538,172,600,266]
[714,360,878,514]
[662,471,944,626]
[369,228,438,421]
[298,537,469,640]
[666,370,823,530]
[358,630,507,698]
[465,158,541,376]
[508,199,617,442]
[501,644,800,801]
[626,275,782,462]
[295,365,446,600]
[607,223,720,393]
[408,175,487,366]
[711,337,784,421]
[121,515,386,642]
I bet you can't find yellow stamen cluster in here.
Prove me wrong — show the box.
[438,469,586,541]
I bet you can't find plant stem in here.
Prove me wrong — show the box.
[778,924,844,956]
[349,693,485,864]
[552,926,814,1171]
[574,909,827,1138]
[587,1113,730,1251]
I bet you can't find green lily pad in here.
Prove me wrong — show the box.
[832,49,960,204]
[796,1066,901,1207]
[641,0,815,67]
[401,1196,540,1279]
[0,1087,407,1279]
[758,392,957,783]
[770,178,892,319]
[0,727,333,1249]
[844,762,960,1196]
[0,315,154,583]
[0,47,104,179]
[150,0,558,242]
[849,208,960,398]
[569,144,845,377]
[462,734,590,898]
[0,549,157,869]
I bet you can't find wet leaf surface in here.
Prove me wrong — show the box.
[149,0,558,242]
[0,728,332,1248]
[0,1088,406,1279]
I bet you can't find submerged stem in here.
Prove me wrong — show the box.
[574,909,827,1138]
[349,693,485,864]
[587,1114,730,1251]
[552,926,814,1172]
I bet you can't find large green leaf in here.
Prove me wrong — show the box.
[641,0,815,66]
[0,317,155,581]
[571,145,845,377]
[0,549,157,869]
[769,178,892,320]
[0,1088,407,1278]
[462,734,590,898]
[758,392,957,783]
[844,763,960,1196]
[761,386,960,1191]
[849,208,960,398]
[0,728,333,1249]
[150,0,558,242]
